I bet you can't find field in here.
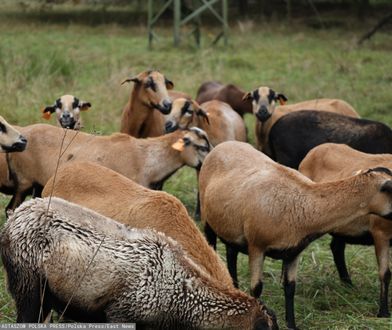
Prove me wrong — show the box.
[0,2,392,329]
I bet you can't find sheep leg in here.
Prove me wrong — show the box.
[6,269,51,323]
[226,245,239,288]
[283,257,300,330]
[6,190,29,213]
[194,169,201,221]
[194,191,201,221]
[204,223,217,250]
[330,235,353,286]
[32,184,43,198]
[373,232,391,317]
[248,247,264,298]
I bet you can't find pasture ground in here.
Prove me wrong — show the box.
[0,2,392,329]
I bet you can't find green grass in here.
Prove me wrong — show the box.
[0,4,392,328]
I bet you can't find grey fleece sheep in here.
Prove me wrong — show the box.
[0,197,278,329]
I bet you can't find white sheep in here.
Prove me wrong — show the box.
[1,197,278,329]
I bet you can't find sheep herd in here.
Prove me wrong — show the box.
[1,69,392,329]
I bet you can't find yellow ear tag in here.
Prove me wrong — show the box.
[279,99,287,106]
[172,139,185,152]
[42,110,51,120]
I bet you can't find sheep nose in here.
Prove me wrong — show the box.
[11,135,27,152]
[256,106,271,122]
[62,112,71,118]
[19,135,27,144]
[161,100,172,115]
[165,121,176,133]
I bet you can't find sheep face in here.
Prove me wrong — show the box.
[122,70,174,115]
[243,87,287,122]
[172,127,212,170]
[0,116,27,152]
[164,98,209,133]
[42,95,91,130]
[366,168,392,220]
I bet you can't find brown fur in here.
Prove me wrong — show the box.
[7,124,210,211]
[196,81,252,117]
[42,161,233,289]
[120,70,189,137]
[199,141,392,328]
[165,98,247,146]
[299,143,392,316]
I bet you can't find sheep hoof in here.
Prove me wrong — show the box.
[377,311,390,318]
[341,278,354,287]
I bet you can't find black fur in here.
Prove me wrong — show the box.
[268,110,392,169]
[0,122,7,133]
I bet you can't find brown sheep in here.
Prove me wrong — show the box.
[42,161,233,289]
[41,94,91,130]
[0,118,27,195]
[1,197,278,328]
[299,143,392,317]
[7,124,211,211]
[120,70,189,137]
[199,141,392,330]
[242,86,360,152]
[196,81,252,118]
[164,98,247,146]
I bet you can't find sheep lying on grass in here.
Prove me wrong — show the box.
[7,124,211,211]
[299,143,392,317]
[42,161,233,289]
[199,141,392,330]
[1,197,278,329]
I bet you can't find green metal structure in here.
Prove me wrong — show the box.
[147,0,228,47]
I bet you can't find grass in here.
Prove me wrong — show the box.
[0,2,392,328]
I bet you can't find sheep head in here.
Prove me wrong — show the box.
[122,70,174,115]
[243,86,287,123]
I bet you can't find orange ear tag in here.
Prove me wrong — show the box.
[279,100,287,106]
[172,139,185,152]
[42,110,51,120]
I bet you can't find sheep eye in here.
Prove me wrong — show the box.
[196,145,209,152]
[0,122,6,133]
[145,78,157,92]
[183,137,191,146]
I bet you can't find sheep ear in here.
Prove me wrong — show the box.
[41,106,55,120]
[79,101,92,111]
[196,107,210,125]
[121,77,140,85]
[165,78,174,90]
[171,139,185,152]
[276,93,288,105]
[353,169,364,175]
[242,92,252,102]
